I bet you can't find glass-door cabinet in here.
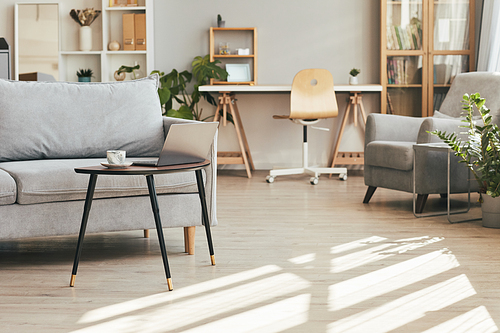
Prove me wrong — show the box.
[429,0,475,114]
[381,0,475,117]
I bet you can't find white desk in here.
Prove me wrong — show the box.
[199,84,383,177]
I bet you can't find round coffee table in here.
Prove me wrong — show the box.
[69,160,214,291]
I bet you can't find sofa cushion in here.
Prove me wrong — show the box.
[0,159,200,205]
[0,169,16,206]
[365,141,414,171]
[0,75,164,162]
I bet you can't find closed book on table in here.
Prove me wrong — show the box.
[123,13,135,50]
[134,14,146,50]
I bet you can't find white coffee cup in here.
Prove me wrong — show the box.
[107,150,126,165]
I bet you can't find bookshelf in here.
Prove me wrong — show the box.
[209,28,257,85]
[59,0,154,82]
[381,0,475,117]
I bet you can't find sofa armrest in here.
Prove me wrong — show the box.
[417,117,466,144]
[365,114,426,148]
[162,116,218,226]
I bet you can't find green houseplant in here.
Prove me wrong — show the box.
[152,55,228,121]
[76,68,93,82]
[114,64,140,81]
[431,93,500,227]
[349,68,360,85]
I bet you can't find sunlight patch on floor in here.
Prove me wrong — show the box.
[330,236,444,273]
[78,264,282,324]
[422,306,498,333]
[288,253,316,264]
[180,294,311,333]
[328,274,476,333]
[328,248,460,311]
[73,271,310,332]
[330,236,387,254]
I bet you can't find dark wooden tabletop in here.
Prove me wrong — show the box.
[74,159,210,176]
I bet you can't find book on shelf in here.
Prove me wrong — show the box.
[386,24,422,50]
[387,57,409,85]
[387,92,394,114]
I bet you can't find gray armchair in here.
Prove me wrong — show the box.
[363,72,500,212]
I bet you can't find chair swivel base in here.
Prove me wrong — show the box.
[267,166,348,184]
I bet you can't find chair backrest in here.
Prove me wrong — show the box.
[290,68,338,119]
[439,72,500,124]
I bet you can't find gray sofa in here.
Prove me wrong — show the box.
[0,75,217,248]
[363,72,500,212]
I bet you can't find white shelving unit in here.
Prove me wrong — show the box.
[59,0,154,82]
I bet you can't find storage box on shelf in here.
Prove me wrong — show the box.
[59,0,153,82]
[380,0,475,117]
[209,27,257,85]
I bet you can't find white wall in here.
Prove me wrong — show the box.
[0,0,484,170]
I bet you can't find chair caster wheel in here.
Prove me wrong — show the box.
[266,175,275,183]
[310,177,319,185]
[339,174,347,181]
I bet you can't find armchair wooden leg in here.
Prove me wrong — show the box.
[144,229,150,238]
[363,186,377,203]
[416,194,429,214]
[184,226,195,255]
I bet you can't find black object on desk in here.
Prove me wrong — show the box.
[69,160,215,291]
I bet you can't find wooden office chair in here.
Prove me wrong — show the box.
[266,68,348,185]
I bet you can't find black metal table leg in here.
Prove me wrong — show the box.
[70,174,98,287]
[195,169,215,266]
[146,174,173,291]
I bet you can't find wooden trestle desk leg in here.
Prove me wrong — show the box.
[214,92,253,178]
[145,174,173,291]
[70,174,98,287]
[329,92,367,171]
[195,169,216,266]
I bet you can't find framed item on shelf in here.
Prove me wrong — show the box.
[226,64,250,82]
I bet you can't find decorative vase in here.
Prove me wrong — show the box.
[349,76,358,85]
[108,40,120,51]
[481,194,500,228]
[79,26,92,51]
[114,71,126,81]
[78,77,91,83]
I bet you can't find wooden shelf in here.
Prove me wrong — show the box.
[209,27,258,85]
[105,6,146,11]
[213,55,255,58]
[388,84,422,88]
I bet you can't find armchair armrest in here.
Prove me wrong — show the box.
[417,117,465,144]
[162,116,218,226]
[365,114,426,148]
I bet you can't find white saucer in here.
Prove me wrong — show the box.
[100,162,133,169]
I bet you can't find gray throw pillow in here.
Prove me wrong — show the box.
[0,75,165,161]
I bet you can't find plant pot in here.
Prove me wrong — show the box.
[482,194,500,228]
[79,26,92,51]
[114,71,126,81]
[218,21,225,28]
[78,77,91,82]
[349,76,358,85]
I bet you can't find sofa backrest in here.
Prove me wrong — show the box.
[439,71,500,124]
[0,75,165,162]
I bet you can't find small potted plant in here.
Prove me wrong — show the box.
[76,68,93,82]
[217,14,225,28]
[431,93,500,228]
[114,64,140,81]
[349,68,360,85]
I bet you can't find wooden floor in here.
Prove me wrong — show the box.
[0,170,499,332]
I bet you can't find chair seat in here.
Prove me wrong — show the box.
[365,141,414,171]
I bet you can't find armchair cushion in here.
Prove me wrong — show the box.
[365,141,414,171]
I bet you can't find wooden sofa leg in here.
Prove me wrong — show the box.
[144,229,150,238]
[184,226,195,255]
[416,194,429,214]
[363,186,377,203]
